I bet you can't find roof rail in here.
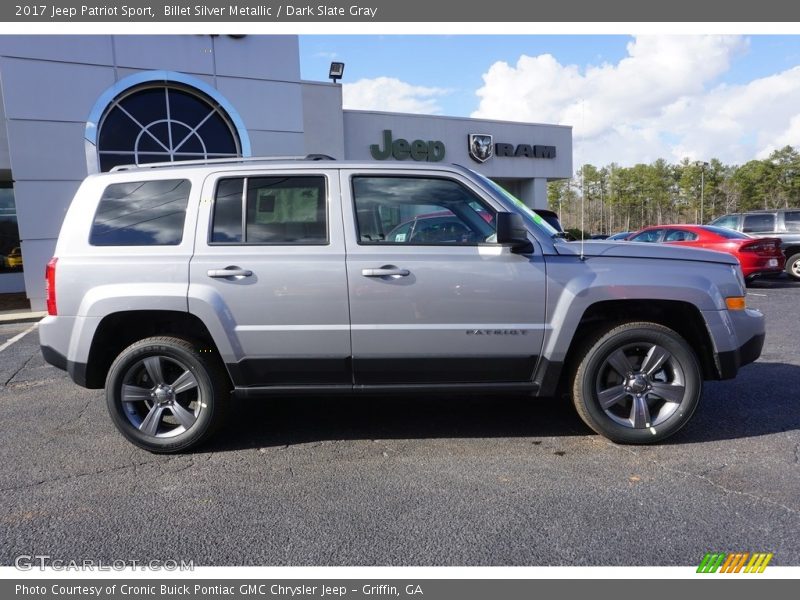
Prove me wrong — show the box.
[109,154,336,172]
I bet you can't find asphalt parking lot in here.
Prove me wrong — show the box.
[1,279,799,567]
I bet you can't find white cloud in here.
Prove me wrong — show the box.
[471,35,800,167]
[342,77,450,114]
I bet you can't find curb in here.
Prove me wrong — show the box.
[0,312,46,325]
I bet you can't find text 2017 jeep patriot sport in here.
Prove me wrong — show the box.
[39,158,765,452]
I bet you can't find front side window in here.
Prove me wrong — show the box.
[352,176,496,245]
[630,229,665,243]
[743,213,775,233]
[710,215,739,230]
[211,176,327,245]
[90,179,191,246]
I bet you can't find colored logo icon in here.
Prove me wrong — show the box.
[697,552,773,573]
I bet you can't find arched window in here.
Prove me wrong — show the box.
[96,84,242,171]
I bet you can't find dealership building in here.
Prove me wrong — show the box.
[0,35,572,309]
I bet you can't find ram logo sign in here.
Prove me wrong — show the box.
[468,134,494,163]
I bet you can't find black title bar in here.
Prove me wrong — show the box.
[4,0,800,22]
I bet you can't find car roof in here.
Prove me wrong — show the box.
[715,209,796,216]
[89,156,474,180]
[637,224,702,230]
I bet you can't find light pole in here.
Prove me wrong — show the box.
[695,161,709,223]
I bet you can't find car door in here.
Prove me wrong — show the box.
[340,169,547,387]
[189,168,351,388]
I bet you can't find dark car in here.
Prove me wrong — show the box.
[385,208,568,244]
[709,209,800,280]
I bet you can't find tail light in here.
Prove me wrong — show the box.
[740,240,779,254]
[45,257,58,316]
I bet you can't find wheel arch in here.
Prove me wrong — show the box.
[83,310,230,389]
[535,299,719,397]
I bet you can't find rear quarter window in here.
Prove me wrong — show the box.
[90,179,191,246]
[743,213,776,233]
[784,211,800,232]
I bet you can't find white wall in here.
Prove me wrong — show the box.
[0,35,305,309]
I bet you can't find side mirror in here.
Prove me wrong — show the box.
[495,212,533,253]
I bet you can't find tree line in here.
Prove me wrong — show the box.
[547,145,800,235]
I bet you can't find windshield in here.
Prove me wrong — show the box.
[471,170,561,237]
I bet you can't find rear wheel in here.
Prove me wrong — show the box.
[571,322,702,444]
[105,336,230,453]
[786,252,800,281]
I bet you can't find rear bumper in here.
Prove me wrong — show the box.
[741,256,785,278]
[40,344,89,387]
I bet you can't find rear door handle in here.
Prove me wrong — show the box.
[361,266,410,278]
[207,267,253,279]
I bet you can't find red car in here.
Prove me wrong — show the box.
[628,225,785,280]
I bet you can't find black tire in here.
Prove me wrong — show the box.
[571,322,702,444]
[105,336,230,453]
[786,252,800,281]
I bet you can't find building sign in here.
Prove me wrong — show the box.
[467,134,556,163]
[370,130,446,162]
[468,134,493,163]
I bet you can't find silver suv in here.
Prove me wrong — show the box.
[39,158,765,452]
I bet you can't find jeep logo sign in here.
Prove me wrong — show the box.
[370,130,446,162]
[468,134,556,163]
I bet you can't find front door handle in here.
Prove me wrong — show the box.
[362,265,410,278]
[207,266,253,279]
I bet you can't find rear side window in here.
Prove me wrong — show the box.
[743,213,775,233]
[784,211,800,232]
[664,229,698,242]
[211,176,327,245]
[90,179,191,246]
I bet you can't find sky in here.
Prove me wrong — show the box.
[299,35,800,168]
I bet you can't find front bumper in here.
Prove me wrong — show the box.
[715,332,765,379]
[706,304,766,379]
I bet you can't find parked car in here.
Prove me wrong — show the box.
[589,234,610,240]
[385,208,493,244]
[709,209,800,280]
[532,208,566,235]
[3,247,22,269]
[627,225,785,280]
[385,207,566,245]
[606,231,633,241]
[39,157,764,452]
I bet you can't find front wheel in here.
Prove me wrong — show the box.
[571,322,702,444]
[105,336,230,453]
